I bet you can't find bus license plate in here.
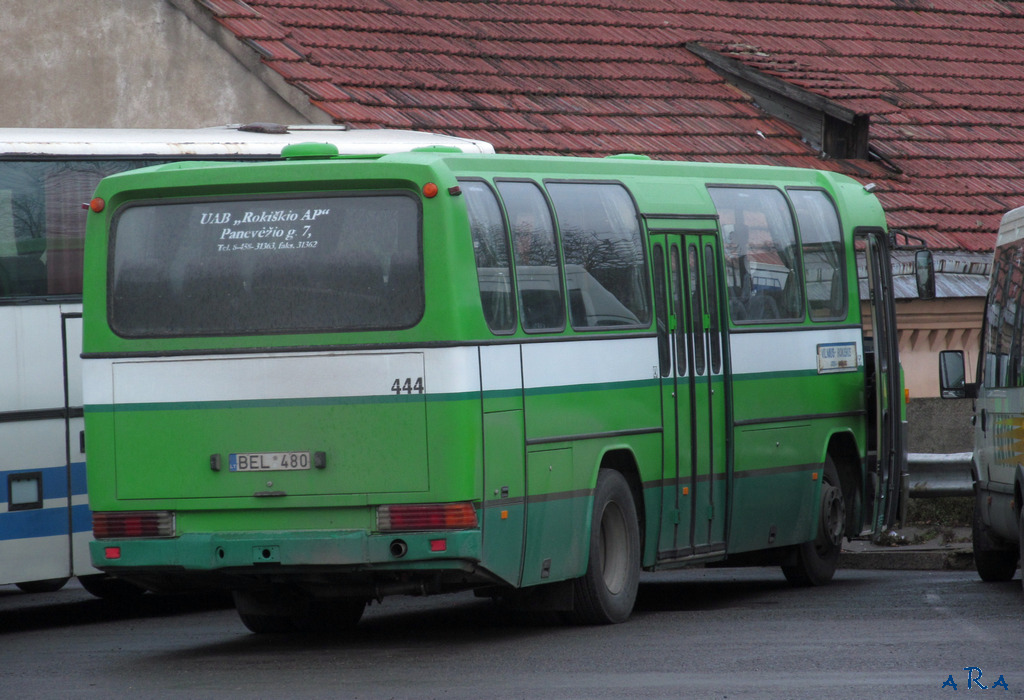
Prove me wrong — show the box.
[229,452,311,472]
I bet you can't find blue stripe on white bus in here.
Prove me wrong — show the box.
[0,504,92,541]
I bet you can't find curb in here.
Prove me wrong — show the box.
[840,547,974,571]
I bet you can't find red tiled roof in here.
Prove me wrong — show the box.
[195,0,1024,253]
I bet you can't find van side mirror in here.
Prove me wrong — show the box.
[915,250,935,301]
[939,350,977,399]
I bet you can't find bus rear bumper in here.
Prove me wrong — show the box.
[89,529,484,588]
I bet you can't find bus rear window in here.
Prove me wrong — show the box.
[109,194,422,337]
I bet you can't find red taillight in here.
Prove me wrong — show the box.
[377,503,478,532]
[92,511,175,539]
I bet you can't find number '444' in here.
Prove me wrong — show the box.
[391,377,424,395]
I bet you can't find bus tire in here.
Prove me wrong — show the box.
[782,457,844,587]
[973,498,1017,582]
[78,574,146,600]
[1019,509,1024,593]
[233,589,296,634]
[15,577,69,594]
[292,598,366,634]
[567,469,640,625]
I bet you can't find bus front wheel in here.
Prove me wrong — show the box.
[782,457,844,587]
[973,497,1017,582]
[567,469,640,625]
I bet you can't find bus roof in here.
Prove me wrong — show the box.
[997,204,1024,248]
[0,124,495,157]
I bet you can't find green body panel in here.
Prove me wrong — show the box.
[480,409,526,585]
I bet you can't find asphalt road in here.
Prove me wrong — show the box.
[0,567,1020,699]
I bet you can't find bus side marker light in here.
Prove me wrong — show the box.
[682,487,689,495]
[104,547,121,560]
[422,182,439,198]
[430,539,447,552]
[812,472,819,481]
[89,197,105,213]
[501,510,508,520]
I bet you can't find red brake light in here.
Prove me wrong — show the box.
[92,511,175,539]
[377,503,478,532]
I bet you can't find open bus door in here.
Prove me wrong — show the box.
[858,227,906,540]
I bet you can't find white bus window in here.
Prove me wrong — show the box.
[709,186,804,323]
[546,182,650,329]
[461,179,515,333]
[496,180,564,332]
[0,160,158,299]
[789,188,846,321]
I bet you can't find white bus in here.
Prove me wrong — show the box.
[0,124,493,596]
[940,204,1024,588]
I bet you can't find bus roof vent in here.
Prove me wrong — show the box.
[281,142,340,160]
[410,145,465,153]
[606,153,651,160]
[238,122,290,134]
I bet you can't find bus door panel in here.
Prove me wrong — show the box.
[62,309,94,576]
[860,228,905,536]
[0,305,76,584]
[684,236,727,552]
[651,237,692,559]
[479,345,526,586]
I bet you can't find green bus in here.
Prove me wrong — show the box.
[82,144,918,631]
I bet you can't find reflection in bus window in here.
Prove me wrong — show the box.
[709,187,803,323]
[496,180,564,331]
[546,182,650,329]
[789,189,846,321]
[461,180,515,333]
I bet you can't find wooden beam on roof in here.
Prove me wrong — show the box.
[686,42,857,124]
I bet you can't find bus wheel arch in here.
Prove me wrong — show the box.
[566,463,641,624]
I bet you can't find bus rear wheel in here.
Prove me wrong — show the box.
[15,577,69,594]
[782,457,844,587]
[233,588,366,634]
[566,469,640,625]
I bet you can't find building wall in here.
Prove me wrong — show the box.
[0,0,310,128]
[871,297,985,454]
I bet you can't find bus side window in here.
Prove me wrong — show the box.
[496,180,565,332]
[0,160,161,300]
[546,182,650,329]
[709,186,804,323]
[789,188,846,321]
[460,180,515,333]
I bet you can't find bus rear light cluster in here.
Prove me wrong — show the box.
[92,511,175,539]
[377,503,478,533]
